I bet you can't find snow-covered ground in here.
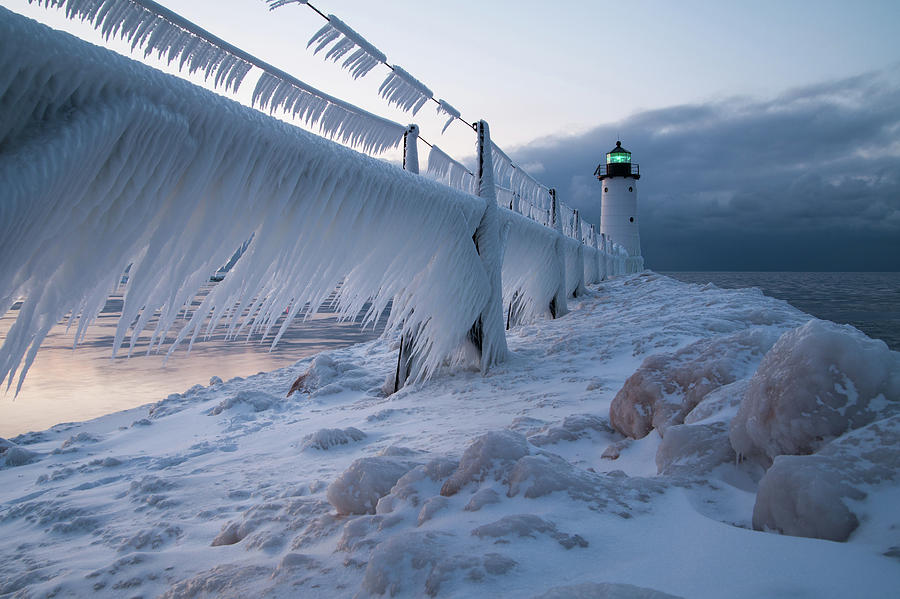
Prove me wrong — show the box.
[1,273,898,598]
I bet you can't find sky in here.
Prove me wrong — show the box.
[4,0,900,270]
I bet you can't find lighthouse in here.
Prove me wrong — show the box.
[595,141,644,273]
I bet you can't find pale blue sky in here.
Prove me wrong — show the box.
[4,0,898,159]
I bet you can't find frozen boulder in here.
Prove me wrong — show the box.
[753,413,900,542]
[611,328,779,439]
[730,319,900,462]
[655,421,735,476]
[440,430,529,496]
[532,582,684,599]
[327,457,412,515]
[684,379,749,425]
[300,427,366,451]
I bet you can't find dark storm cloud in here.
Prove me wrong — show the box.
[510,66,900,270]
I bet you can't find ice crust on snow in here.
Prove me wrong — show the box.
[2,272,899,596]
[532,582,685,599]
[729,319,900,462]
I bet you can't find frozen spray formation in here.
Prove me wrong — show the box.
[0,8,620,393]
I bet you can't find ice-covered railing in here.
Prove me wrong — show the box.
[0,8,492,393]
[27,0,407,155]
[2,4,636,396]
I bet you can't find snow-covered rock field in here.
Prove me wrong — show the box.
[1,273,898,598]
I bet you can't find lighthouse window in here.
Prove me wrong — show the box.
[628,186,633,192]
[629,217,634,223]
[604,187,608,192]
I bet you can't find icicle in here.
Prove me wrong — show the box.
[29,0,254,93]
[436,99,461,133]
[425,145,476,195]
[307,14,387,79]
[379,66,433,115]
[0,8,490,392]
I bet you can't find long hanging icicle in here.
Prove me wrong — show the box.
[29,0,254,92]
[379,66,433,115]
[28,0,405,154]
[0,7,492,393]
[307,14,387,79]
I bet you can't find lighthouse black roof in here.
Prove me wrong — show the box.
[595,140,639,180]
[608,141,630,155]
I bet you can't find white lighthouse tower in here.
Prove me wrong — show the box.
[596,141,643,273]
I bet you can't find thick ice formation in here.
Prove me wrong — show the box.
[730,319,900,462]
[0,9,490,391]
[307,14,387,80]
[610,328,782,439]
[753,414,900,541]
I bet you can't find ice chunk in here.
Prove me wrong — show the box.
[327,457,412,515]
[655,422,735,477]
[472,514,588,549]
[2,446,38,468]
[753,414,900,542]
[610,328,781,438]
[440,430,529,496]
[730,319,900,462]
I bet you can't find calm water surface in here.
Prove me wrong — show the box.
[665,272,900,351]
[0,289,385,438]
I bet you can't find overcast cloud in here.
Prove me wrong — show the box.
[510,66,900,271]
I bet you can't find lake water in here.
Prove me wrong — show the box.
[0,290,385,438]
[665,272,900,351]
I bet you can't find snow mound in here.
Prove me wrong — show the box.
[1,445,38,468]
[730,319,900,462]
[753,413,900,542]
[300,427,366,451]
[527,414,613,446]
[440,430,530,496]
[208,390,279,415]
[327,457,414,515]
[532,582,684,599]
[655,422,734,477]
[611,328,780,438]
[358,531,516,598]
[472,514,588,549]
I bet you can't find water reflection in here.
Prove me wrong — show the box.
[0,288,386,438]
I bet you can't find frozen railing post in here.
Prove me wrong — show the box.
[572,208,587,297]
[549,189,568,318]
[392,124,420,393]
[468,120,508,371]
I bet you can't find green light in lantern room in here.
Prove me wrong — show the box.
[607,152,631,164]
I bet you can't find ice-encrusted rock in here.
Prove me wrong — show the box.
[730,319,900,462]
[327,457,412,515]
[655,422,735,476]
[1,445,38,467]
[472,514,588,549]
[527,414,613,446]
[532,582,685,599]
[464,488,502,511]
[377,457,458,514]
[684,379,749,424]
[208,390,279,415]
[300,427,366,451]
[417,496,449,526]
[753,414,900,542]
[611,328,779,439]
[440,430,529,496]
